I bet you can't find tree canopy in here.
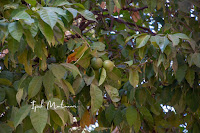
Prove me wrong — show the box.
[0,0,200,132]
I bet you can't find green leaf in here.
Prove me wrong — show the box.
[136,34,150,48]
[107,67,121,81]
[105,104,116,124]
[30,107,48,133]
[99,68,106,86]
[126,106,141,132]
[38,18,54,45]
[138,46,146,60]
[13,105,31,128]
[159,36,170,53]
[139,106,154,126]
[24,29,35,51]
[129,68,139,88]
[78,10,96,21]
[186,90,199,112]
[12,10,34,24]
[124,60,133,66]
[126,106,137,126]
[164,23,172,32]
[34,41,44,60]
[168,34,180,46]
[0,88,5,102]
[113,110,122,125]
[50,64,66,80]
[28,76,43,99]
[66,8,78,18]
[73,3,85,9]
[150,103,161,116]
[17,49,33,75]
[90,84,103,114]
[0,123,13,133]
[185,68,195,87]
[107,0,115,15]
[188,39,196,51]
[54,109,69,125]
[192,53,200,68]
[62,79,75,95]
[173,33,190,40]
[157,54,164,67]
[105,85,120,102]
[83,70,95,86]
[73,76,85,94]
[55,79,69,98]
[90,42,106,51]
[43,71,55,99]
[0,78,12,86]
[25,0,37,6]
[50,110,63,126]
[175,64,187,83]
[125,34,139,44]
[43,7,66,16]
[53,0,72,6]
[38,8,58,29]
[77,48,92,69]
[53,26,64,44]
[30,22,38,37]
[61,63,82,78]
[7,37,19,54]
[4,87,17,105]
[16,88,23,105]
[113,0,121,9]
[151,35,170,52]
[149,0,156,12]
[8,22,23,42]
[193,122,200,133]
[135,88,147,106]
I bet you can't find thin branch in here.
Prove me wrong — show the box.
[75,6,155,35]
[100,6,148,12]
[122,6,148,12]
[71,28,90,47]
[80,20,95,31]
[82,26,95,34]
[110,16,114,30]
[94,13,156,35]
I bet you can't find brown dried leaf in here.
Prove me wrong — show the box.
[131,13,138,22]
[100,2,106,9]
[67,52,77,63]
[80,110,95,128]
[113,6,121,13]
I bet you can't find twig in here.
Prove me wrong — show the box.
[80,20,96,31]
[122,6,148,12]
[100,6,148,12]
[94,13,156,35]
[71,29,90,47]
[110,16,114,31]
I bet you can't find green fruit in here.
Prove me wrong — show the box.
[91,57,103,69]
[103,60,114,72]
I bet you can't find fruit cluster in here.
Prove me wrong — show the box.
[91,57,114,72]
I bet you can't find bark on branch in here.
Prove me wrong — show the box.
[78,6,156,35]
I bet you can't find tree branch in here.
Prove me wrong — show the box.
[76,6,155,35]
[93,13,156,35]
[80,20,95,31]
[100,6,148,12]
[122,6,148,12]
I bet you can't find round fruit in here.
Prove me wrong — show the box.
[91,57,103,69]
[103,60,114,72]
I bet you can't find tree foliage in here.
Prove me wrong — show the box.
[0,0,200,132]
